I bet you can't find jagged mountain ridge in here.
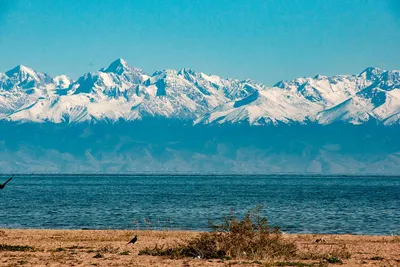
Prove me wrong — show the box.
[0,59,399,125]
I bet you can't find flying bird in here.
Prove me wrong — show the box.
[0,175,14,190]
[128,235,137,245]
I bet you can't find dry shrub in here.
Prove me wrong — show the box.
[392,236,400,243]
[274,262,326,267]
[300,244,351,261]
[98,245,119,254]
[140,205,296,260]
[93,252,103,258]
[0,244,35,252]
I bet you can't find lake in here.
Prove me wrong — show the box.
[0,175,399,235]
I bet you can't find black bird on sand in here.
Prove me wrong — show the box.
[0,175,14,190]
[128,235,137,245]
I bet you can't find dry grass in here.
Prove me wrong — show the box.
[300,244,351,261]
[0,229,399,266]
[140,206,296,260]
[273,262,327,267]
[0,244,35,252]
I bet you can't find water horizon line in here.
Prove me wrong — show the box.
[1,172,399,178]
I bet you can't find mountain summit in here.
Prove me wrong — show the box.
[0,59,399,125]
[101,58,130,75]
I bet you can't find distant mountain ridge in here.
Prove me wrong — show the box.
[0,59,399,125]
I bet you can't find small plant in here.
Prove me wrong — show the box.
[325,257,342,264]
[99,245,118,254]
[93,253,103,258]
[119,251,129,255]
[67,245,86,249]
[140,205,296,260]
[301,244,350,261]
[139,244,184,258]
[0,244,35,252]
[55,247,65,252]
[332,245,351,260]
[369,256,383,260]
[274,262,312,267]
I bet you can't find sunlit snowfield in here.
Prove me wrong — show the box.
[0,175,399,235]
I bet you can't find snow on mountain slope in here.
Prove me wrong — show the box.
[200,68,400,125]
[2,65,57,91]
[135,68,231,119]
[317,70,400,125]
[0,59,399,125]
[54,75,72,89]
[196,88,323,125]
[273,71,378,108]
[71,59,147,96]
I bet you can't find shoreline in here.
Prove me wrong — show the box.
[0,228,398,236]
[1,228,396,236]
[0,229,399,266]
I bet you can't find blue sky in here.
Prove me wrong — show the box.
[0,0,399,84]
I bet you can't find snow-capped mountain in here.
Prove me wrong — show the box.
[0,59,399,125]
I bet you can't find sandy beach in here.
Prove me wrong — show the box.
[0,229,399,266]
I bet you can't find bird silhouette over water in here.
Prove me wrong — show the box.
[128,235,137,245]
[0,175,14,190]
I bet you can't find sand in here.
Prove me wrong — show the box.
[0,229,399,266]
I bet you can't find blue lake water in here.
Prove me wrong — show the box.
[0,175,399,235]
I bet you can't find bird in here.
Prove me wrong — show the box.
[0,175,14,190]
[128,235,137,245]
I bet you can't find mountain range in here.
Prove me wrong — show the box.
[1,59,399,174]
[1,59,399,125]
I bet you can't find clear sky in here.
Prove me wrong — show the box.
[0,0,399,85]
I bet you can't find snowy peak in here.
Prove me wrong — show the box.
[0,61,399,126]
[313,74,327,80]
[2,65,53,90]
[5,65,43,83]
[100,58,149,84]
[177,68,196,77]
[100,58,130,75]
[379,70,400,91]
[6,65,36,77]
[54,75,72,89]
[359,67,385,80]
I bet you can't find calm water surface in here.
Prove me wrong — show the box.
[0,175,399,235]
